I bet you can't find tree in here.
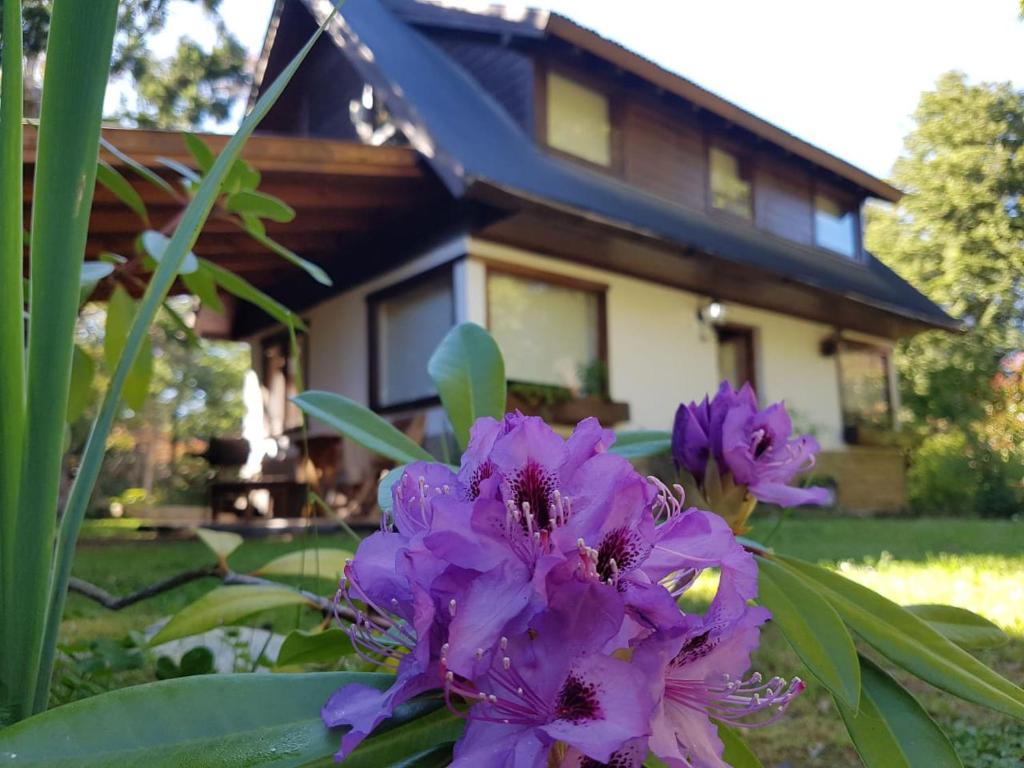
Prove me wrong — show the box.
[865,71,1024,427]
[0,0,249,127]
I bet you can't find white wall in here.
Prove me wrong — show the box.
[467,239,865,450]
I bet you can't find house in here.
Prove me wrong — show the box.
[217,0,954,513]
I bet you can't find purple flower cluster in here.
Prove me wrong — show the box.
[323,413,802,767]
[672,382,831,532]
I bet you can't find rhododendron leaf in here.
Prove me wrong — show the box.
[427,322,506,451]
[609,429,671,459]
[392,743,455,767]
[293,391,434,464]
[257,548,352,581]
[716,721,765,767]
[194,527,243,563]
[377,464,408,513]
[0,672,441,766]
[836,656,962,768]
[342,708,462,768]
[149,585,314,646]
[757,556,860,709]
[778,555,1024,720]
[276,628,354,668]
[904,604,1008,650]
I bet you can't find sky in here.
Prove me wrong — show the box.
[153,0,1024,180]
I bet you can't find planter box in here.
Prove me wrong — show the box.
[506,393,630,426]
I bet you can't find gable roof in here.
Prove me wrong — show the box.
[260,0,955,332]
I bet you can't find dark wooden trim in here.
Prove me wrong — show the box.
[366,261,457,412]
[481,257,610,394]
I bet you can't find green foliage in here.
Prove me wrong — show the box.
[256,548,353,582]
[903,604,1008,651]
[276,629,354,669]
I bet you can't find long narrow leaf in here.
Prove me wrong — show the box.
[757,556,860,709]
[37,14,334,712]
[0,0,26,721]
[12,0,119,722]
[201,259,306,330]
[836,656,962,767]
[779,554,1024,720]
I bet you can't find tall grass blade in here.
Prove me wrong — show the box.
[0,0,26,726]
[8,0,119,722]
[36,13,334,712]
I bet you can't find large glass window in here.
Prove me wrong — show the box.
[546,71,612,166]
[838,342,893,440]
[370,268,454,409]
[487,269,603,390]
[815,193,858,258]
[709,146,753,219]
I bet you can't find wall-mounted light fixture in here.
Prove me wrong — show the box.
[697,299,726,327]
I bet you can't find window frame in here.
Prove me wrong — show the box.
[535,61,622,174]
[706,142,756,222]
[482,260,610,395]
[714,323,758,396]
[366,262,457,414]
[835,339,894,444]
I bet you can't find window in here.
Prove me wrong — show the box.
[546,71,612,166]
[487,268,604,390]
[716,325,757,393]
[262,331,307,435]
[370,268,455,410]
[814,193,858,258]
[837,342,893,441]
[709,146,753,219]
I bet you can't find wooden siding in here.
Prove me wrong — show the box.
[622,101,705,210]
[755,158,814,245]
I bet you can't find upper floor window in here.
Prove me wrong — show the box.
[814,193,858,258]
[369,267,454,410]
[709,146,753,219]
[487,267,605,391]
[546,71,611,167]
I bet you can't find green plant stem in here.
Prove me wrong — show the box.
[34,15,333,713]
[0,0,26,722]
[9,0,119,723]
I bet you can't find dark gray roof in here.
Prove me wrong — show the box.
[302,0,956,331]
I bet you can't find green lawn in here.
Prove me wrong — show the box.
[64,516,1024,766]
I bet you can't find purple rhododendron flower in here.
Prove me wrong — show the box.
[322,413,801,767]
[672,382,831,528]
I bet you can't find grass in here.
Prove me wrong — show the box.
[62,515,1024,766]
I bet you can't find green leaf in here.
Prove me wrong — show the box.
[79,262,114,306]
[257,548,352,582]
[194,527,243,562]
[238,223,331,286]
[100,137,180,201]
[158,156,202,185]
[836,656,962,767]
[149,585,314,646]
[103,286,153,411]
[96,160,148,225]
[276,628,354,668]
[181,263,225,314]
[201,259,306,331]
[391,744,455,768]
[140,230,198,275]
[293,391,434,465]
[779,554,1024,720]
[42,3,336,714]
[67,346,96,423]
[377,464,408,513]
[427,323,506,451]
[340,708,463,768]
[758,556,860,708]
[609,430,672,459]
[904,604,1008,650]
[183,134,215,175]
[716,721,764,767]
[178,646,215,677]
[226,190,296,223]
[223,157,261,194]
[0,671,435,767]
